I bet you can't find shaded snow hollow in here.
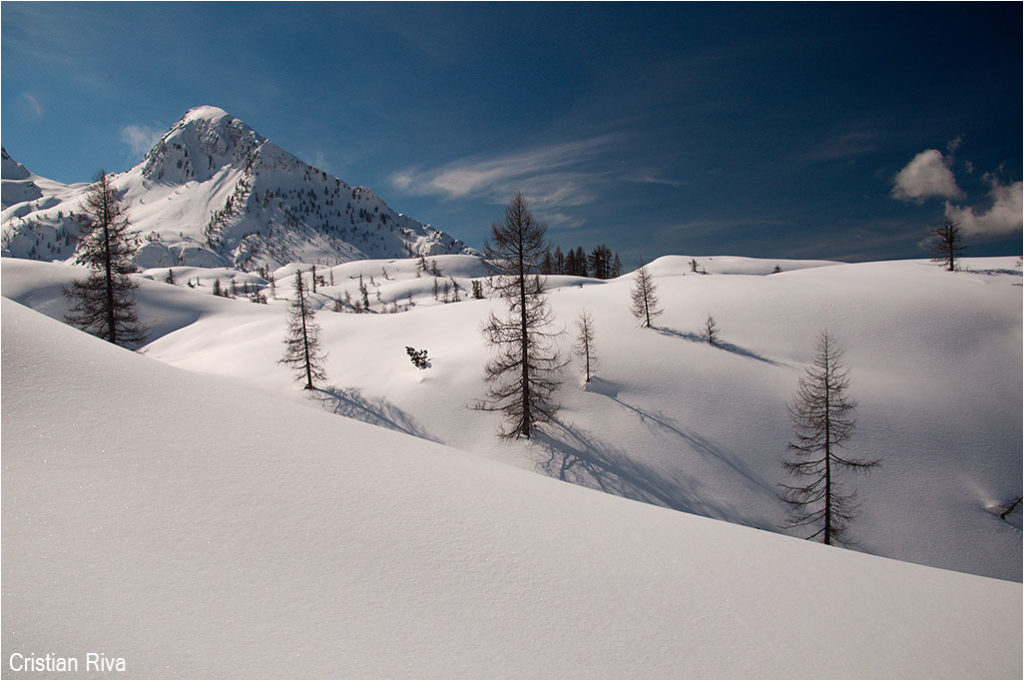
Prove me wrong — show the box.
[2,297,1021,679]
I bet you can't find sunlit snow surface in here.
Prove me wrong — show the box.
[2,253,1021,677]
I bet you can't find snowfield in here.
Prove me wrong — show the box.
[3,296,1021,679]
[2,252,1022,677]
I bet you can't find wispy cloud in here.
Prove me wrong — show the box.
[120,124,164,159]
[891,149,964,203]
[626,172,687,188]
[543,211,588,229]
[945,178,1022,236]
[389,135,623,212]
[21,93,44,120]
[299,148,335,176]
[801,129,880,163]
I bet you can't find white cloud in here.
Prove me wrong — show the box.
[120,124,164,158]
[390,170,415,192]
[891,149,964,202]
[389,135,622,210]
[944,179,1023,236]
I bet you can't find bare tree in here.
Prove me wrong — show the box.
[930,219,963,272]
[704,314,720,346]
[781,331,879,546]
[630,262,662,328]
[63,170,147,347]
[574,310,597,383]
[280,272,327,390]
[477,192,564,439]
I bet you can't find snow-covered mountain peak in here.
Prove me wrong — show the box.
[2,107,475,269]
[141,105,267,185]
[182,104,233,123]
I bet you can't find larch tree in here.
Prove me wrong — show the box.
[574,310,597,383]
[931,219,963,272]
[477,192,564,439]
[704,314,720,346]
[63,170,147,347]
[780,331,879,546]
[280,272,327,390]
[630,262,662,328]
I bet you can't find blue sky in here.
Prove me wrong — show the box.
[2,2,1021,261]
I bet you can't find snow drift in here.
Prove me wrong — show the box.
[2,297,1020,678]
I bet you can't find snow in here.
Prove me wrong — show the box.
[649,254,841,276]
[3,296,1020,678]
[3,253,1021,586]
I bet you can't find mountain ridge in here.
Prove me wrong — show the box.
[1,106,475,270]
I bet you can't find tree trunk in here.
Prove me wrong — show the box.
[584,336,591,382]
[103,206,116,345]
[823,347,832,545]
[300,282,313,390]
[644,288,651,328]
[518,241,531,438]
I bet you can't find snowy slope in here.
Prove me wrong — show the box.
[3,298,1020,679]
[1,148,90,260]
[1,147,43,207]
[3,254,1020,585]
[1,107,474,269]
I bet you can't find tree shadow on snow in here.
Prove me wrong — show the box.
[654,326,785,366]
[599,389,776,498]
[533,410,777,529]
[312,386,438,443]
[967,267,1023,279]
